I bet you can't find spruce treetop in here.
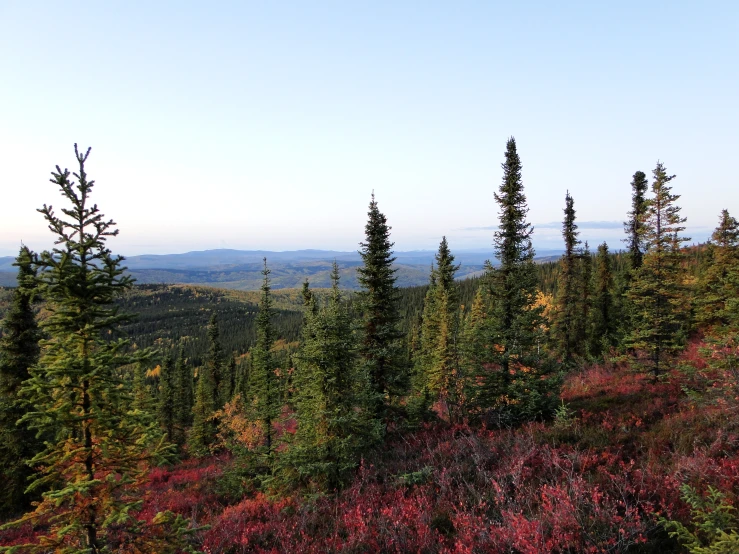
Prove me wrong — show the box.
[494,137,535,267]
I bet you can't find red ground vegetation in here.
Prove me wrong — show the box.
[3,338,738,552]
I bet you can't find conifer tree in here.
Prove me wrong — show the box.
[190,363,217,457]
[174,349,193,447]
[696,210,739,330]
[250,259,279,460]
[158,356,176,443]
[576,241,593,352]
[624,170,649,272]
[206,314,225,409]
[132,362,155,414]
[476,137,554,420]
[414,237,462,418]
[627,162,690,378]
[590,242,617,356]
[552,191,582,365]
[286,264,378,490]
[6,145,192,552]
[0,246,41,515]
[357,193,406,421]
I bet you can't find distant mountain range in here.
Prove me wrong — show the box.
[0,248,563,290]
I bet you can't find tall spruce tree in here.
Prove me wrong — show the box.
[477,137,554,420]
[6,145,191,552]
[206,315,225,409]
[157,356,176,443]
[552,191,582,365]
[577,241,593,353]
[250,259,279,461]
[414,237,462,418]
[624,170,650,272]
[696,210,739,330]
[0,246,41,516]
[190,362,217,457]
[285,263,378,490]
[627,162,690,378]
[357,193,405,422]
[173,349,193,447]
[590,242,617,356]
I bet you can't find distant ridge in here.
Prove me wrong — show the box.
[0,248,564,290]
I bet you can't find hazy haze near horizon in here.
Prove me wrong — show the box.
[1,2,737,257]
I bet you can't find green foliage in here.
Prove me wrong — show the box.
[357,193,406,421]
[589,242,618,356]
[2,145,185,553]
[206,315,226,409]
[282,264,380,491]
[471,137,558,421]
[174,348,193,446]
[627,162,690,377]
[190,361,217,457]
[413,237,463,420]
[696,210,739,331]
[624,170,650,272]
[158,356,176,443]
[0,246,42,515]
[552,191,583,365]
[661,485,739,553]
[250,259,279,462]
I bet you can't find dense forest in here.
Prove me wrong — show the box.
[1,140,738,553]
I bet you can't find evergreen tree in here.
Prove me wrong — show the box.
[250,259,279,461]
[590,242,617,356]
[224,356,237,406]
[696,210,739,330]
[414,237,462,419]
[552,191,582,365]
[627,162,690,378]
[576,241,593,353]
[206,314,225,409]
[6,145,191,552]
[357,193,406,421]
[624,170,649,272]
[132,362,155,414]
[173,349,193,447]
[157,356,176,443]
[190,363,217,457]
[0,246,41,516]
[475,137,555,420]
[285,263,378,490]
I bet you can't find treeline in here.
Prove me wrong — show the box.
[1,139,738,553]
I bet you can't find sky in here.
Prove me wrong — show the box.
[1,1,737,257]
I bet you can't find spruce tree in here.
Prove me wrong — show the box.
[576,241,593,353]
[552,191,582,365]
[132,362,156,414]
[250,259,279,461]
[627,162,690,378]
[157,356,176,443]
[173,349,193,447]
[6,145,191,552]
[0,246,41,516]
[190,362,217,457]
[286,263,378,490]
[476,137,554,420]
[590,242,617,356]
[696,210,739,330]
[624,170,649,272]
[357,193,405,421]
[414,237,462,418]
[206,314,225,409]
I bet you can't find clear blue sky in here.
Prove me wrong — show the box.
[1,1,737,256]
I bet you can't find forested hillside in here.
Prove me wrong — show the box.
[2,141,738,553]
